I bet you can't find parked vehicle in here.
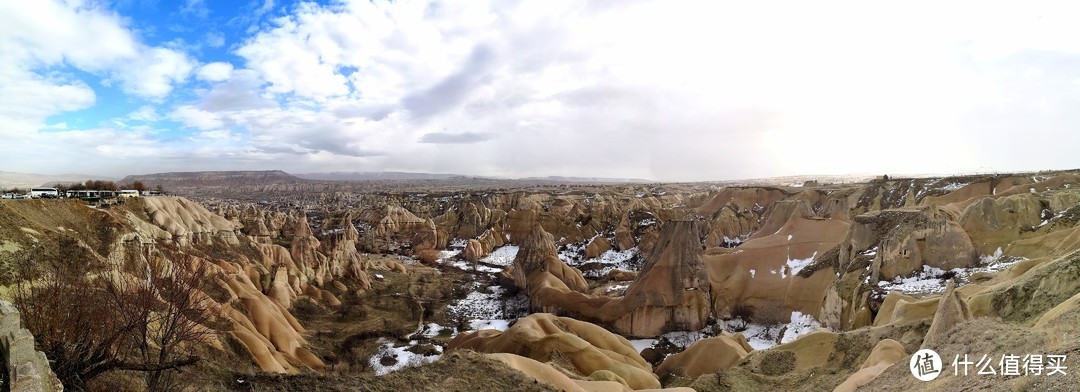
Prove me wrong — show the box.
[30,187,60,198]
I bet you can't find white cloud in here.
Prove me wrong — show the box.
[171,105,224,130]
[197,62,235,82]
[127,105,160,122]
[181,0,210,19]
[205,31,226,48]
[0,0,196,150]
[6,0,1080,178]
[113,47,195,99]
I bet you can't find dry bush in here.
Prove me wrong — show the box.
[728,304,754,331]
[13,237,218,392]
[753,302,789,326]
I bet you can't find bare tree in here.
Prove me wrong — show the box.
[13,235,218,391]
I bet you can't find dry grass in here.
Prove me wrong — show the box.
[227,350,559,392]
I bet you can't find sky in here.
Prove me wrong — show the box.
[1,0,1079,182]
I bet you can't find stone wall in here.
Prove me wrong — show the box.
[0,300,63,392]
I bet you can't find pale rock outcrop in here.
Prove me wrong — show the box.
[0,301,63,392]
[448,313,662,390]
[706,199,848,322]
[921,280,972,349]
[509,217,590,308]
[585,236,613,259]
[833,339,906,392]
[655,333,751,381]
[318,215,372,290]
[820,207,977,330]
[463,238,485,262]
[612,220,711,337]
[140,196,241,246]
[359,206,438,254]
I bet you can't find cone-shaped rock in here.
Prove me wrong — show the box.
[614,220,711,337]
[921,279,972,349]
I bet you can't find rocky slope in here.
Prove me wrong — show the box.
[1,170,1078,391]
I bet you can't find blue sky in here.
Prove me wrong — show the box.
[2,1,1079,181]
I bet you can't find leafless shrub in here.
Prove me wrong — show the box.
[13,237,219,391]
[754,302,788,326]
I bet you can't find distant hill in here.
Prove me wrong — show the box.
[0,171,116,190]
[120,170,308,187]
[519,176,653,184]
[296,172,653,184]
[294,171,465,181]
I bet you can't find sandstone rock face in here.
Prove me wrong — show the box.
[585,236,613,259]
[0,301,64,392]
[462,238,485,262]
[706,199,849,321]
[654,333,751,381]
[140,196,242,246]
[359,206,438,254]
[832,339,906,392]
[921,280,971,349]
[960,194,1049,254]
[821,207,977,330]
[447,313,661,390]
[613,220,711,337]
[509,215,590,307]
[318,216,372,290]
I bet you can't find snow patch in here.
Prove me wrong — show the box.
[785,252,817,276]
[481,245,519,266]
[469,319,512,331]
[369,338,442,376]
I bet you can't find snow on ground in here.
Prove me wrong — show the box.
[447,260,502,273]
[557,236,596,264]
[446,282,528,334]
[438,244,519,273]
[878,248,1023,294]
[785,252,816,276]
[567,247,640,278]
[447,284,506,321]
[437,249,462,261]
[722,235,747,247]
[605,283,630,293]
[419,323,454,338]
[469,319,512,331]
[722,311,823,350]
[629,338,657,353]
[481,245,519,266]
[629,312,826,355]
[368,338,443,376]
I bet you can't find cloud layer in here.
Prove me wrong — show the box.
[3,1,1079,180]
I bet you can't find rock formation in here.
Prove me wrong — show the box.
[447,313,662,390]
[920,280,971,349]
[0,301,63,392]
[832,339,906,392]
[612,220,711,337]
[655,333,751,381]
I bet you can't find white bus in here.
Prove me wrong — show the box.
[119,190,140,198]
[30,187,60,198]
